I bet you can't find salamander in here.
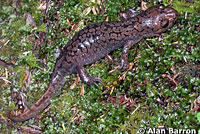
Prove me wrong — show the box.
[8,4,178,122]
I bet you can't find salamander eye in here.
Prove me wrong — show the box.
[161,19,169,28]
[159,4,165,10]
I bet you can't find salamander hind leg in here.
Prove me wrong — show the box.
[76,66,103,87]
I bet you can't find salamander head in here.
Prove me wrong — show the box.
[137,4,178,37]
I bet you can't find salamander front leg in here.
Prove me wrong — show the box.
[120,40,137,69]
[76,66,103,87]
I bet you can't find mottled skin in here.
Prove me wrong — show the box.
[8,5,178,122]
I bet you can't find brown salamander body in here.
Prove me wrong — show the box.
[8,4,178,122]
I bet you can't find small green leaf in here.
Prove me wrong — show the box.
[19,25,31,32]
[197,113,200,123]
[37,24,47,32]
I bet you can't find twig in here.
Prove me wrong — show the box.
[45,0,51,15]
[0,59,15,69]
[0,77,12,84]
[162,74,178,87]
[131,104,140,115]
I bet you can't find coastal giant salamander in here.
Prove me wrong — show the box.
[8,4,178,122]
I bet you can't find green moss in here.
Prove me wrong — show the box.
[173,0,200,14]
